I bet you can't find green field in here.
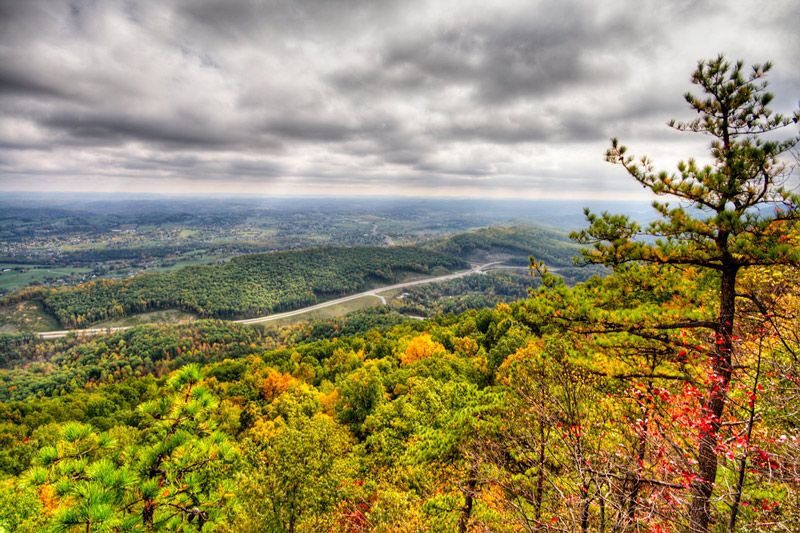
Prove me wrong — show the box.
[0,299,61,332]
[92,309,197,329]
[59,241,111,251]
[148,254,223,273]
[0,266,92,292]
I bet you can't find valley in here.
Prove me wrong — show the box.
[2,185,796,532]
[1,197,605,334]
[34,260,509,338]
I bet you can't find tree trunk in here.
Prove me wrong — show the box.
[534,424,545,522]
[728,338,762,532]
[689,265,737,532]
[580,481,591,533]
[626,393,648,527]
[457,464,479,533]
[599,487,606,533]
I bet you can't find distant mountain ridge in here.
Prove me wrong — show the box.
[423,225,580,266]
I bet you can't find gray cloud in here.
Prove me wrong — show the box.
[0,0,797,198]
[0,64,69,99]
[42,112,235,148]
[377,8,634,103]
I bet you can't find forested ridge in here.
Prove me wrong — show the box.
[424,225,577,264]
[0,56,799,532]
[3,246,467,329]
[423,225,609,285]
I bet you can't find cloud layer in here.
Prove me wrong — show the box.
[1,0,798,198]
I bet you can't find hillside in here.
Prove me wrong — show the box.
[32,246,467,328]
[0,258,797,531]
[424,225,608,285]
[1,224,596,331]
[423,225,579,265]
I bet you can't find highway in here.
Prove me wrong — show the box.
[35,262,504,338]
[235,261,500,325]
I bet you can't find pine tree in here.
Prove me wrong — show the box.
[27,365,238,532]
[572,55,800,532]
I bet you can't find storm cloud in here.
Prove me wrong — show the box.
[1,0,798,198]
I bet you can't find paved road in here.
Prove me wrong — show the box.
[234,261,501,325]
[487,264,562,272]
[38,326,130,340]
[35,262,502,338]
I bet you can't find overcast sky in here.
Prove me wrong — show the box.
[1,0,798,199]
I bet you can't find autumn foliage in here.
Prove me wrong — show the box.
[0,56,798,532]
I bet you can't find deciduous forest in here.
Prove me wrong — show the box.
[0,56,798,533]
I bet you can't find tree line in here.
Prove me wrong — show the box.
[25,246,466,328]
